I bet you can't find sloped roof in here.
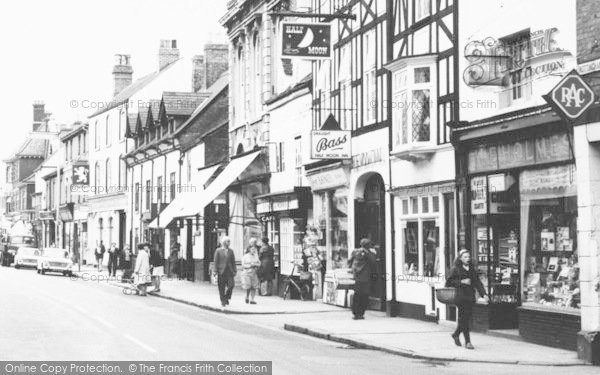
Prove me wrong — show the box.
[148,99,161,121]
[162,91,211,117]
[173,74,229,138]
[126,113,138,136]
[265,73,312,105]
[88,58,181,118]
[137,105,150,132]
[5,122,50,161]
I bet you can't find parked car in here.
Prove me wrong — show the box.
[14,247,41,269]
[37,248,73,276]
[2,234,36,267]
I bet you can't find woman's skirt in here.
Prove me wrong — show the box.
[241,269,260,290]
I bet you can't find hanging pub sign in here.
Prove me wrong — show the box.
[71,164,89,195]
[545,69,595,121]
[282,22,331,59]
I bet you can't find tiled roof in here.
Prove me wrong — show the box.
[127,113,138,136]
[88,58,181,118]
[173,74,229,138]
[161,91,211,117]
[5,122,51,161]
[137,105,150,131]
[148,99,161,122]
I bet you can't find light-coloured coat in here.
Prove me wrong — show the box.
[134,249,151,284]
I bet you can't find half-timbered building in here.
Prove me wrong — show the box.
[308,0,391,311]
[386,0,459,321]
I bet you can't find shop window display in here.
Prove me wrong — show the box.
[470,174,520,304]
[400,194,441,277]
[520,165,579,310]
[314,190,349,270]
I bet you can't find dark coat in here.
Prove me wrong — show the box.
[258,245,275,279]
[446,263,486,305]
[348,248,377,283]
[149,249,164,267]
[214,247,237,276]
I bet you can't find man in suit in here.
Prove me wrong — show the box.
[213,236,237,307]
[348,238,378,320]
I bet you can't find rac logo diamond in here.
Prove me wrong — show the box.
[550,72,595,120]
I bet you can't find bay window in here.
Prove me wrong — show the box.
[392,61,436,151]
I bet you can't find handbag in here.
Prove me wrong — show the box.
[299,271,312,281]
[435,287,457,305]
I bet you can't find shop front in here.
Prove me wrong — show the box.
[456,115,580,350]
[306,162,351,307]
[255,187,312,297]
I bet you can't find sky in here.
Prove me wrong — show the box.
[0,0,228,160]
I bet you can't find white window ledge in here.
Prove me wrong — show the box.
[391,144,439,162]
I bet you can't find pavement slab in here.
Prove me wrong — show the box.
[283,312,589,366]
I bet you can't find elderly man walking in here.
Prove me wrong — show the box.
[348,238,377,320]
[213,236,237,307]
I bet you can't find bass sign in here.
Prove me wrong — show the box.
[311,130,351,159]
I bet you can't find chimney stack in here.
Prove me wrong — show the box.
[203,44,229,88]
[32,101,45,131]
[112,54,133,97]
[192,55,206,92]
[159,39,180,71]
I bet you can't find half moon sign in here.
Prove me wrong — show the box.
[296,27,314,48]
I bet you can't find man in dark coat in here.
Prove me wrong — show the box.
[95,241,106,271]
[149,246,164,292]
[213,236,237,307]
[107,242,120,277]
[348,238,377,320]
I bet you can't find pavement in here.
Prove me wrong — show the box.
[73,265,343,314]
[70,265,592,367]
[283,311,587,366]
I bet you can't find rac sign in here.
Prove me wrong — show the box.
[550,70,595,120]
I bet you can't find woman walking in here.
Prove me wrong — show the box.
[258,237,275,296]
[446,249,488,349]
[241,239,261,304]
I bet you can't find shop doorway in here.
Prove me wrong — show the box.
[355,173,386,311]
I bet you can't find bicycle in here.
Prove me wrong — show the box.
[282,262,312,301]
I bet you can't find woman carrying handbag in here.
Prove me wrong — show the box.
[446,249,488,349]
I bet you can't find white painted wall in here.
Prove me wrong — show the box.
[458,0,577,122]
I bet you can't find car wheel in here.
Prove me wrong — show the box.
[41,269,45,275]
[15,265,19,269]
[67,271,73,277]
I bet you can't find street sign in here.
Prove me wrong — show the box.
[282,22,331,59]
[549,70,595,120]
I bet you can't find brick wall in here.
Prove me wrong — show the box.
[204,44,228,88]
[577,0,600,65]
[518,308,581,351]
[192,55,206,92]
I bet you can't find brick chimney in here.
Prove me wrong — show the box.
[192,55,206,92]
[32,101,45,131]
[204,44,229,88]
[159,39,180,71]
[112,54,133,97]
